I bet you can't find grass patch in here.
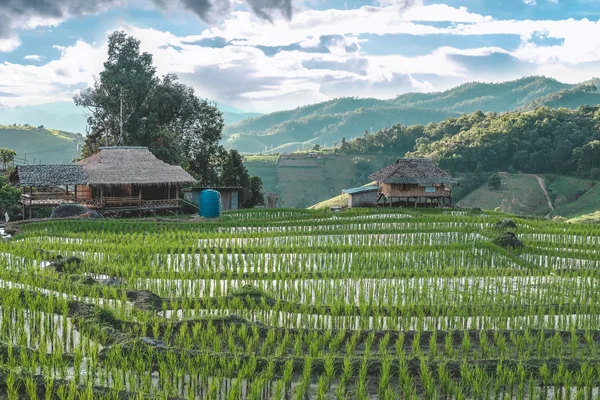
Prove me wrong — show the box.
[544,175,597,209]
[568,211,600,224]
[457,173,550,215]
[552,183,600,218]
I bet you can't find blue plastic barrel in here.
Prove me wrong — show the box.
[199,189,221,218]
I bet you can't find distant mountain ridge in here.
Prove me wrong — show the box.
[0,102,88,134]
[0,100,259,134]
[225,76,600,154]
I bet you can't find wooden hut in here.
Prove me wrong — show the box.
[13,147,196,217]
[369,158,457,207]
[341,185,379,208]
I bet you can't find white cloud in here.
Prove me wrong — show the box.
[188,3,491,48]
[523,0,537,5]
[0,40,105,105]
[0,35,20,52]
[2,2,600,112]
[24,55,45,61]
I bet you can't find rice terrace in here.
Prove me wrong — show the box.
[0,208,598,399]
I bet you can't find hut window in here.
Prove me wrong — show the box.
[425,186,436,193]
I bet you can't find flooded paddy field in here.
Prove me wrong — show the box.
[0,208,599,399]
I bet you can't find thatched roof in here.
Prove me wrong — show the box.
[369,158,457,185]
[13,147,196,187]
[78,147,196,186]
[12,165,88,187]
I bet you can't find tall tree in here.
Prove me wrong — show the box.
[0,148,16,170]
[220,149,250,188]
[220,150,267,208]
[75,31,156,152]
[246,176,265,208]
[74,31,226,182]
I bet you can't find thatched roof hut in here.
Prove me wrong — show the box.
[369,158,457,185]
[78,147,195,186]
[12,147,196,187]
[11,165,88,187]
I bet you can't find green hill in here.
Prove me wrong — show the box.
[520,83,600,111]
[457,174,552,216]
[0,125,82,164]
[456,173,600,218]
[391,76,573,112]
[225,76,594,153]
[227,107,458,153]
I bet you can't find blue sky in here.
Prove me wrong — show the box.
[0,0,599,112]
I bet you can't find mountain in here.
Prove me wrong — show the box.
[0,100,259,134]
[0,125,83,164]
[226,76,594,154]
[226,106,459,153]
[0,102,88,134]
[520,82,600,111]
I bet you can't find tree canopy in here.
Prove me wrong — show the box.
[339,105,600,180]
[220,150,264,208]
[75,31,226,185]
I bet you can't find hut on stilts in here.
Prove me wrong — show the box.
[12,147,196,218]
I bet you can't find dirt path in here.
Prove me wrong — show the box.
[529,174,554,211]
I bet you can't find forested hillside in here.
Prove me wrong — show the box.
[408,106,600,178]
[225,76,600,153]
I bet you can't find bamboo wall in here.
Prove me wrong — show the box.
[380,183,448,198]
[76,185,92,200]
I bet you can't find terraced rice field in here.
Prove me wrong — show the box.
[0,208,599,399]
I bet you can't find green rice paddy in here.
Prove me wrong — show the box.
[0,208,599,398]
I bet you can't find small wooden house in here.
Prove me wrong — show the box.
[369,158,457,207]
[341,185,379,208]
[13,147,196,217]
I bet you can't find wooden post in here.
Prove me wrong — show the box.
[175,185,179,200]
[139,187,142,208]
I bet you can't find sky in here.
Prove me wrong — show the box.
[0,0,599,113]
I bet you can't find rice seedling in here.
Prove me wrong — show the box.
[0,208,598,398]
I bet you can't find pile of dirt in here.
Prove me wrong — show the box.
[228,284,277,305]
[51,204,103,219]
[49,255,83,273]
[497,218,517,229]
[67,301,129,345]
[76,275,97,285]
[493,232,523,249]
[126,290,163,311]
[96,277,124,287]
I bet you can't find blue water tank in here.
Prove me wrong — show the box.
[199,189,221,218]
